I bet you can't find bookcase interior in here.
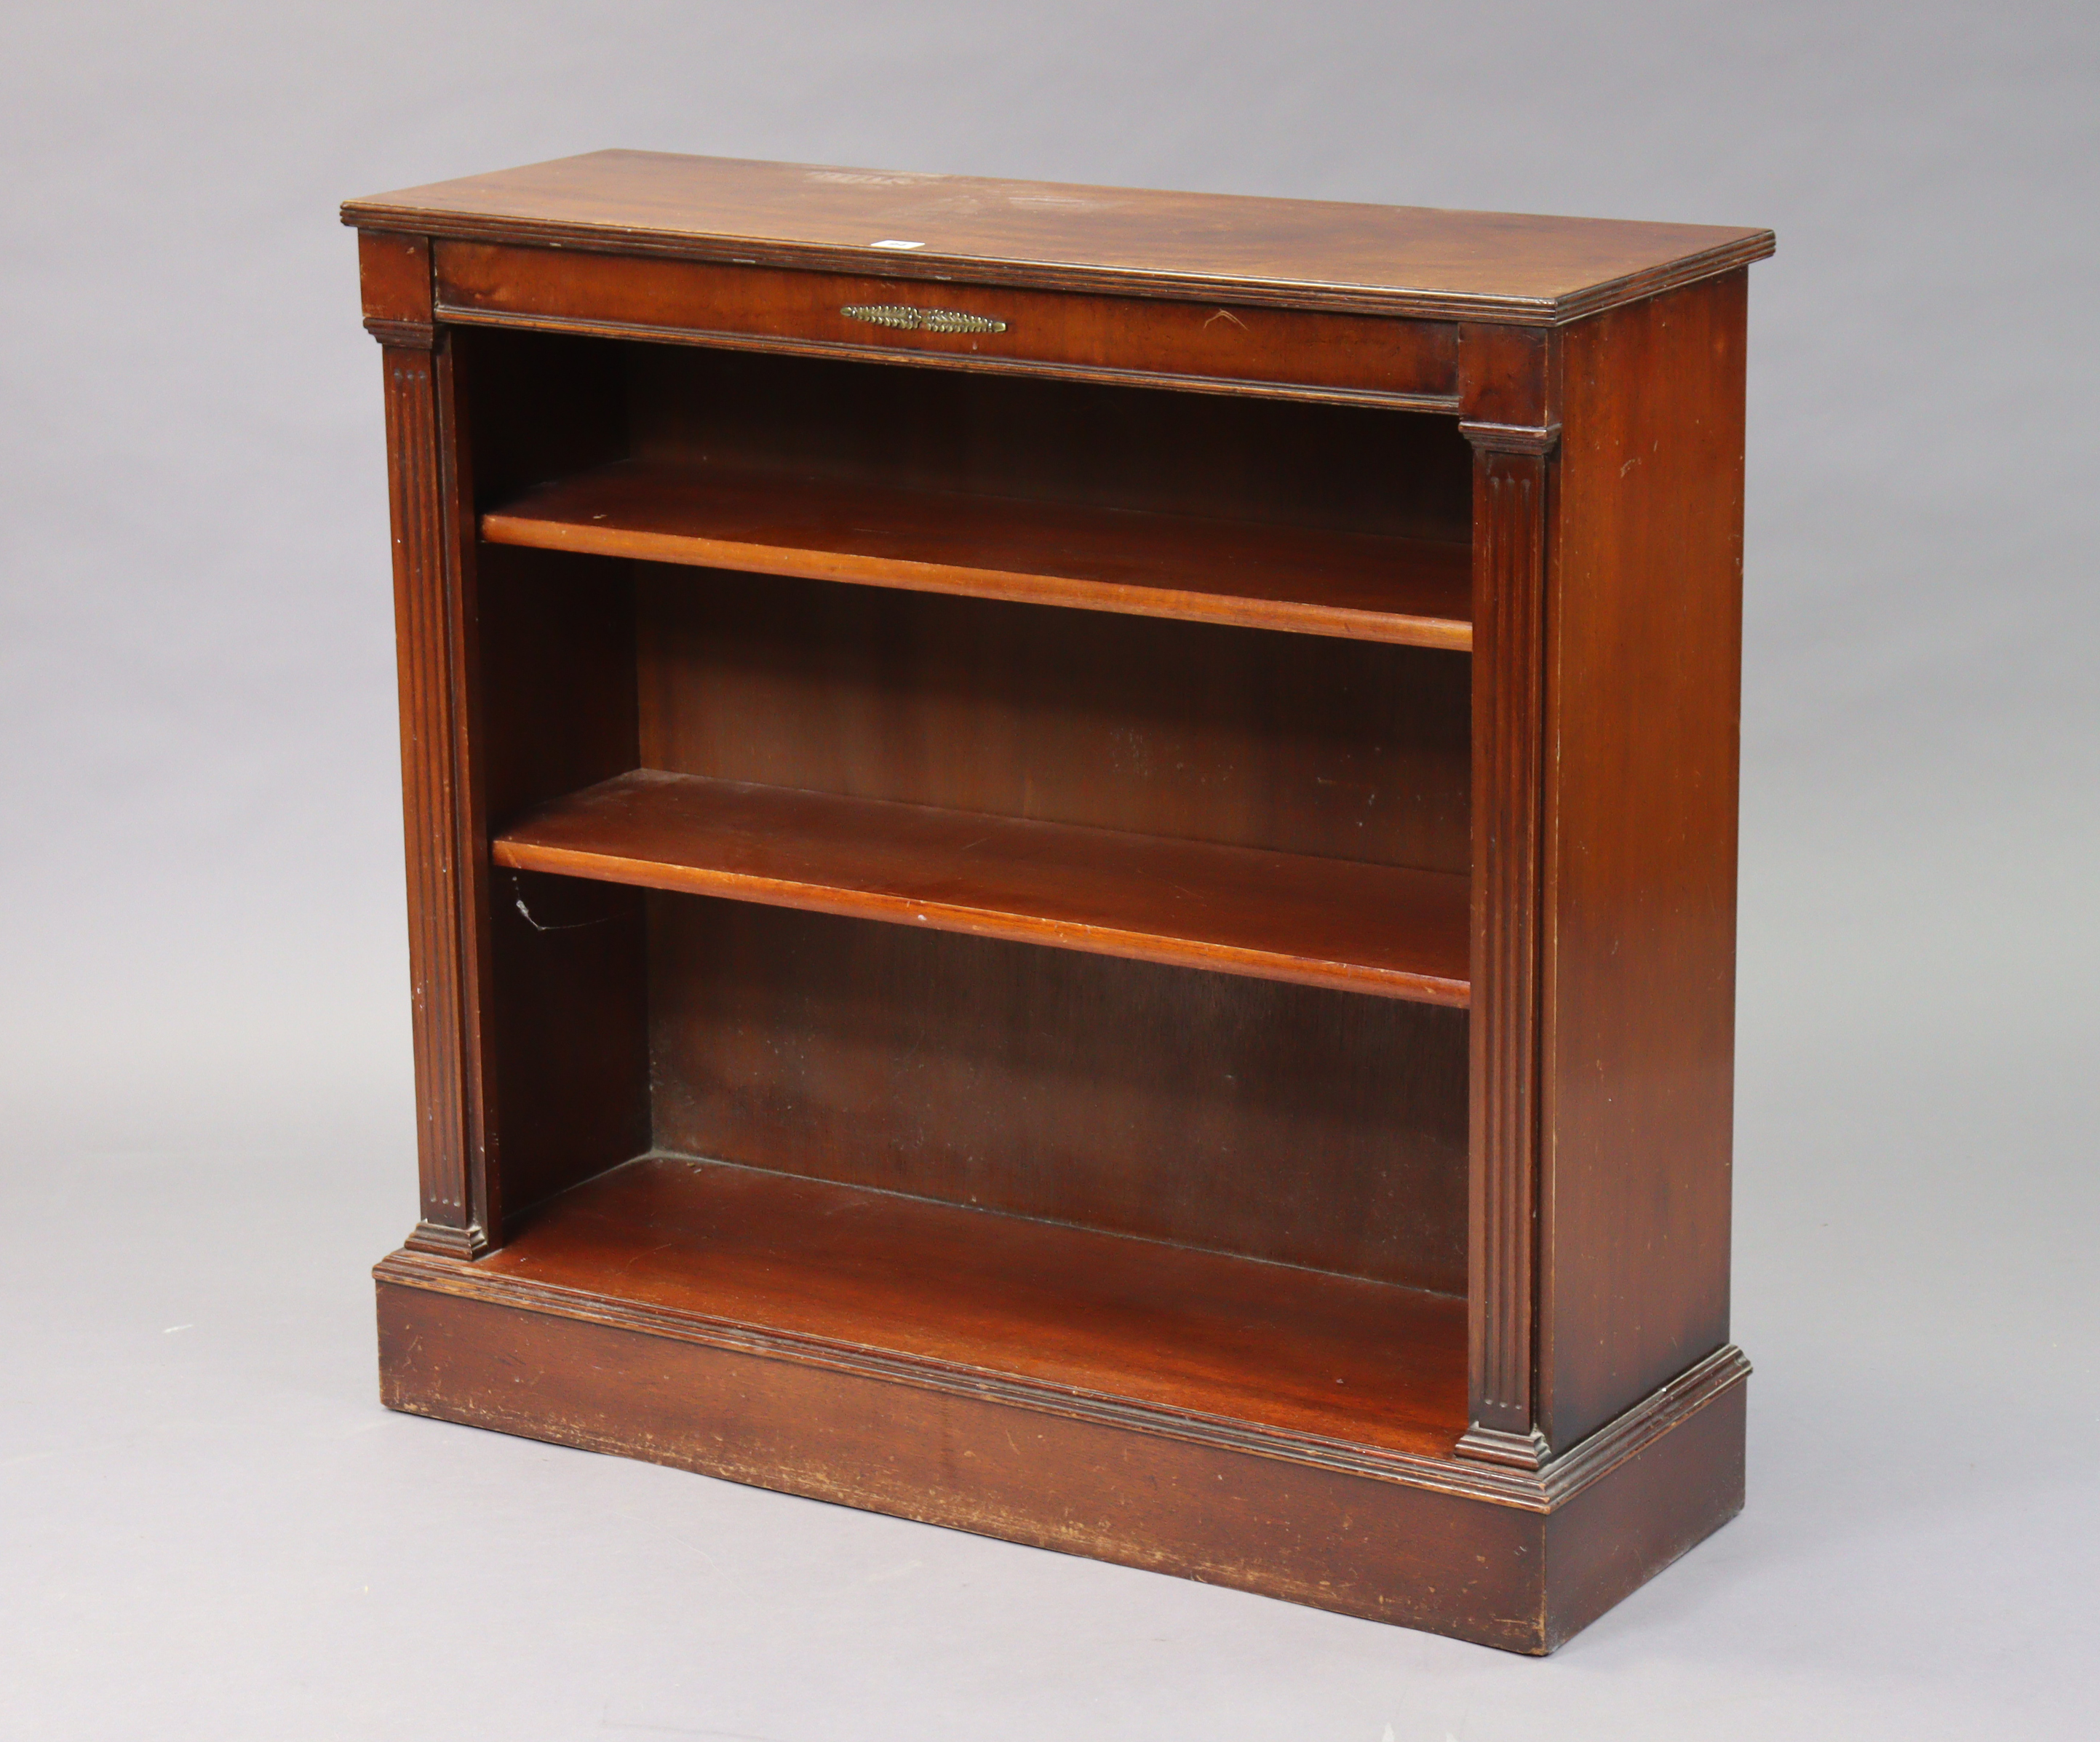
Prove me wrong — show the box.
[456,325,1478,1444]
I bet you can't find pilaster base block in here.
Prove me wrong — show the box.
[1456,1423,1551,1471]
[404,1220,489,1261]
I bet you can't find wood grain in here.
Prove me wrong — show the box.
[492,769,1471,1004]
[437,241,1460,408]
[375,1248,1746,1652]
[379,335,486,1257]
[473,542,651,1226]
[623,341,1473,544]
[648,899,1468,1292]
[1536,274,1747,1451]
[1461,429,1554,1462]
[635,568,1471,875]
[1539,1376,1746,1649]
[378,1270,1538,1643]
[344,150,1774,324]
[484,457,1472,648]
[354,150,1767,1649]
[358,230,430,326]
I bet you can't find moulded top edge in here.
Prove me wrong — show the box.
[341,150,1776,326]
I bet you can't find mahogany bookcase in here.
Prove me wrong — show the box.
[345,152,1772,1653]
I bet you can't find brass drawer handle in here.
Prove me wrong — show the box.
[841,303,1009,335]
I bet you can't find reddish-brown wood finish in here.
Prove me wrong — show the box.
[1457,322,1551,426]
[1459,422,1556,1468]
[493,768,1471,1004]
[375,1253,1748,1653]
[483,457,1472,648]
[645,900,1469,1292]
[1537,274,1747,1451]
[351,151,1766,1653]
[458,1154,1466,1455]
[437,240,1461,407]
[346,151,1773,324]
[379,327,489,1260]
[633,564,1471,877]
[619,342,1474,544]
[358,230,431,333]
[474,544,651,1225]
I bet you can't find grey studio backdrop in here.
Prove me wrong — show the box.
[2,3,2094,1736]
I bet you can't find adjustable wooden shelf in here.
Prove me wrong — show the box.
[345,152,1772,1653]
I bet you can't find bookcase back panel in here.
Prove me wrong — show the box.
[627,345,1473,543]
[647,895,1469,1294]
[479,544,640,819]
[456,329,1473,544]
[637,568,1471,874]
[459,328,629,503]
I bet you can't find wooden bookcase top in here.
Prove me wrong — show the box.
[342,149,1773,324]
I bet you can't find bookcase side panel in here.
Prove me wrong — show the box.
[455,327,653,1233]
[1538,274,1747,1451]
[477,546,652,1224]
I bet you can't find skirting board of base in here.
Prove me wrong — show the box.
[373,1251,1746,1653]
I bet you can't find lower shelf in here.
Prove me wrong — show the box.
[434,1154,1469,1459]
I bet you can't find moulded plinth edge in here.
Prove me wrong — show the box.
[372,1246,1746,1514]
[373,1256,1749,1651]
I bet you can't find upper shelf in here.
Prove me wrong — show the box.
[343,150,1775,326]
[493,769,1471,1006]
[482,458,1473,650]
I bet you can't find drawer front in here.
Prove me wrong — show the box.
[434,241,1458,408]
